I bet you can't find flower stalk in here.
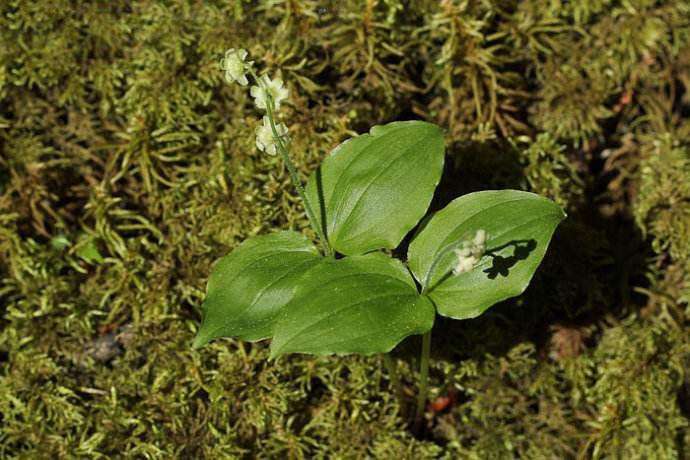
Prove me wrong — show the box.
[263,94,332,256]
[223,49,332,256]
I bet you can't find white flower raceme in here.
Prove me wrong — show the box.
[220,48,252,86]
[473,229,487,247]
[255,116,288,156]
[250,75,289,112]
[452,229,488,275]
[452,249,478,274]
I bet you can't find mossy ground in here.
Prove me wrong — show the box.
[1,1,690,458]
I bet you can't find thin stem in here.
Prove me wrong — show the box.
[267,103,331,256]
[247,65,332,256]
[382,353,404,411]
[414,330,432,433]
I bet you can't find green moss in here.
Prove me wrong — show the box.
[1,0,689,458]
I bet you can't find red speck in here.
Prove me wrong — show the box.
[430,389,455,413]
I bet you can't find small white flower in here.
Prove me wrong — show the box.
[456,247,472,258]
[221,48,252,86]
[473,229,487,248]
[250,75,289,112]
[453,252,479,274]
[452,229,488,275]
[255,116,288,156]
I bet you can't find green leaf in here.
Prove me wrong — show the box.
[192,231,321,348]
[50,234,71,251]
[76,238,104,264]
[270,253,435,358]
[408,190,566,319]
[306,120,445,255]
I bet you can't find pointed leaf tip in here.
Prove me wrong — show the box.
[306,120,445,255]
[194,231,321,347]
[191,334,208,350]
[408,190,565,320]
[270,253,435,358]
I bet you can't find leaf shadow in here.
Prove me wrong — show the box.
[389,137,653,440]
[424,239,537,294]
[483,239,536,279]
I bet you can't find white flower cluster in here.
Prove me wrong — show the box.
[220,48,289,156]
[220,48,253,86]
[255,116,288,156]
[452,229,487,275]
[250,75,289,112]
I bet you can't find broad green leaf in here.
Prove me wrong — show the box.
[270,253,435,358]
[192,231,321,348]
[306,120,445,255]
[408,190,566,319]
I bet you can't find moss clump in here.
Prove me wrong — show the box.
[1,1,689,458]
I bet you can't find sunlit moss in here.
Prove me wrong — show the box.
[1,0,689,458]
